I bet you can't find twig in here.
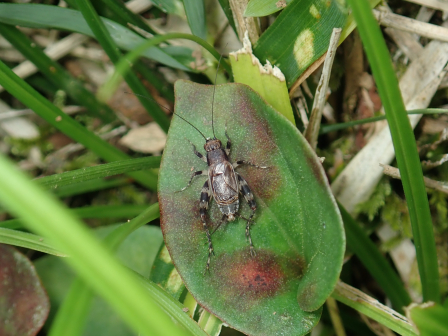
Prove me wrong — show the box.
[381,163,448,194]
[404,0,448,12]
[374,8,448,43]
[304,28,341,150]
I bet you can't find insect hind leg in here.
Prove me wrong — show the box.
[236,173,257,257]
[233,160,268,169]
[199,180,214,273]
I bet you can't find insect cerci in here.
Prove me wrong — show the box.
[175,59,268,272]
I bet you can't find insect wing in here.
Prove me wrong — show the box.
[210,161,238,205]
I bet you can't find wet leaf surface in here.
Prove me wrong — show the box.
[0,244,50,336]
[159,81,345,335]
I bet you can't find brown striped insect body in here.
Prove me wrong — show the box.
[176,58,267,272]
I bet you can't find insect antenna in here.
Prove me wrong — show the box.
[125,92,208,141]
[211,52,225,140]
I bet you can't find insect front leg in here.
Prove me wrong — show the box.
[177,169,207,192]
[199,180,214,272]
[236,173,257,257]
[188,140,207,163]
[225,127,231,156]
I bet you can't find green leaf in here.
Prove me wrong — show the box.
[159,81,345,335]
[245,0,292,17]
[0,3,188,71]
[408,303,448,336]
[0,245,50,336]
[230,48,295,124]
[182,0,206,39]
[253,0,347,86]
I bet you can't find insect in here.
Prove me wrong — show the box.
[129,58,267,272]
[175,59,268,272]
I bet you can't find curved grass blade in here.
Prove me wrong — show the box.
[76,0,170,132]
[97,0,156,35]
[0,228,67,256]
[36,156,161,190]
[48,204,164,336]
[0,153,190,336]
[0,205,149,230]
[0,23,117,123]
[99,32,232,102]
[0,58,158,190]
[346,0,440,304]
[0,3,188,71]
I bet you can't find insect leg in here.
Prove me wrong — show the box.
[177,169,207,192]
[225,127,231,156]
[233,160,268,169]
[199,180,214,272]
[188,140,207,163]
[236,173,257,257]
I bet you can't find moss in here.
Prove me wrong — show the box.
[381,191,412,238]
[356,178,391,221]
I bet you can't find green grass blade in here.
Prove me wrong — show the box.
[0,23,116,123]
[0,204,148,229]
[320,109,448,134]
[217,0,237,34]
[346,0,440,304]
[0,154,190,336]
[0,3,188,71]
[49,204,161,336]
[75,0,170,132]
[97,0,155,35]
[36,156,161,190]
[339,204,411,313]
[48,278,93,336]
[0,59,158,190]
[332,282,417,336]
[53,177,131,198]
[408,303,448,335]
[134,271,209,336]
[0,228,67,256]
[182,0,206,39]
[98,32,231,101]
[0,205,148,230]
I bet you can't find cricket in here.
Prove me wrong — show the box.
[174,57,268,272]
